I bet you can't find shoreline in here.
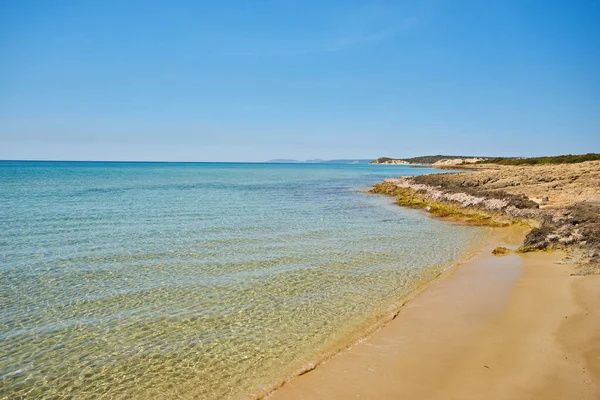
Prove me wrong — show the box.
[370,161,600,273]
[252,204,493,399]
[266,161,600,399]
[267,224,600,399]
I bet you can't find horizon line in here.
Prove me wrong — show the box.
[0,159,377,164]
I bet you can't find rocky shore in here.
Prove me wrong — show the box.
[371,160,600,274]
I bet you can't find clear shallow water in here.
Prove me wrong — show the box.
[0,161,484,399]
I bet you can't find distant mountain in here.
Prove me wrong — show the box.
[319,159,373,164]
[266,159,303,163]
[266,159,373,164]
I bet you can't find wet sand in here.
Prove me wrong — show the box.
[268,227,600,400]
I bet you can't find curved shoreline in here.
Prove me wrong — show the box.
[253,217,495,399]
[247,205,493,399]
[264,225,529,399]
[254,159,600,399]
[267,226,600,400]
[265,165,600,399]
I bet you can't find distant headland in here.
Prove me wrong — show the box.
[370,155,487,165]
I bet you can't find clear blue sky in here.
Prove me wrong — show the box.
[1,1,599,161]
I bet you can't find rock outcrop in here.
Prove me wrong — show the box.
[371,160,600,274]
[432,158,486,166]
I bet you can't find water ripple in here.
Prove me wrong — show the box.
[0,162,483,399]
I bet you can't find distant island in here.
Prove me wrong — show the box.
[266,159,373,164]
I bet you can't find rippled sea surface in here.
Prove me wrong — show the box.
[0,161,484,399]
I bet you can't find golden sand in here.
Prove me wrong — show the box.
[267,226,600,399]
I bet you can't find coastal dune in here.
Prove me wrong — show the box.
[268,228,600,400]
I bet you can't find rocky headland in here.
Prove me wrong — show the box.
[371,160,600,274]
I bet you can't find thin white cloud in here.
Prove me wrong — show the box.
[223,17,419,57]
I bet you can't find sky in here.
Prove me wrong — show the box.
[1,0,599,162]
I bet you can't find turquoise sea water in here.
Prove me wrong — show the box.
[0,161,484,399]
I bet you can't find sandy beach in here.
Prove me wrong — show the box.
[268,226,600,400]
[3,2,598,398]
[270,161,600,399]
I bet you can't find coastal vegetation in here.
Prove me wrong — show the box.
[371,153,600,166]
[483,153,600,165]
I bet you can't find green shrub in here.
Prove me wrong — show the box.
[486,153,600,166]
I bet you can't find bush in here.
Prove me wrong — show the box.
[487,153,600,166]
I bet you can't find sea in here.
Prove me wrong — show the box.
[0,161,485,399]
